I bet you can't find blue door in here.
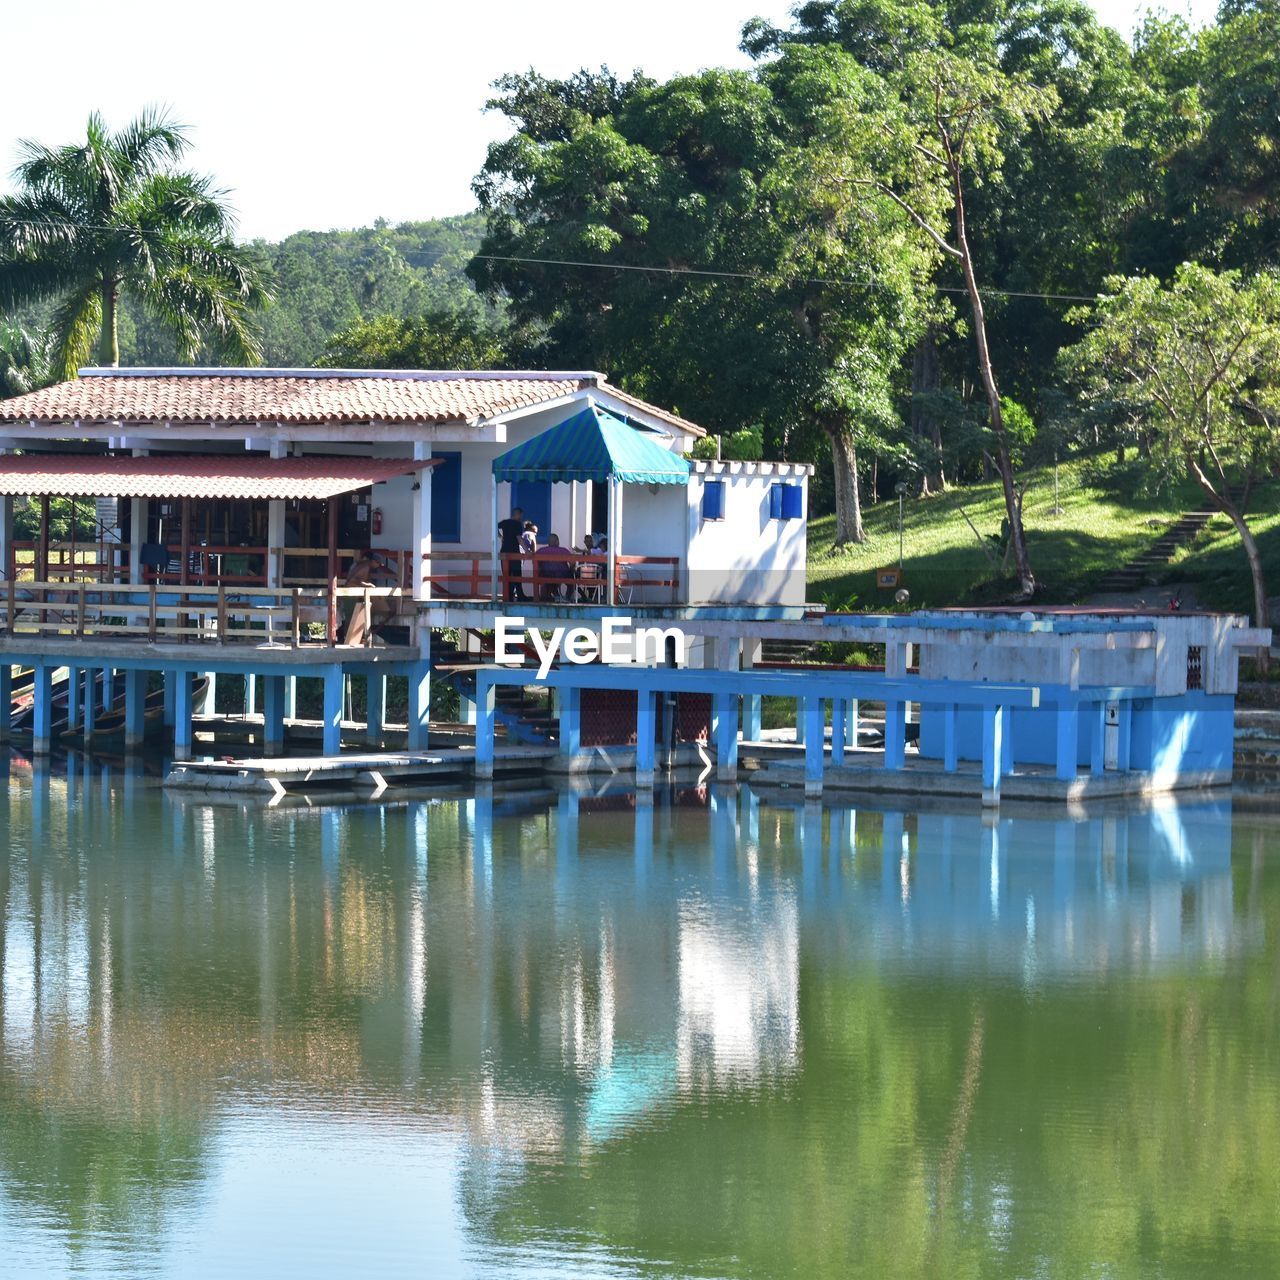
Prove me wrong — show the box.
[510,480,551,538]
[431,452,462,542]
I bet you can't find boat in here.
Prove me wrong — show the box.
[76,677,209,743]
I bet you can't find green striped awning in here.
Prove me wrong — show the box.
[491,404,691,485]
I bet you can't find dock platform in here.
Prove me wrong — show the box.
[165,744,551,799]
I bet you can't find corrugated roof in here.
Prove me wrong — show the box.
[0,454,435,500]
[0,371,589,426]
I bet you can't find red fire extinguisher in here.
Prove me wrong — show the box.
[371,507,383,537]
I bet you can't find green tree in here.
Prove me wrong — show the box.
[0,321,52,398]
[1061,263,1280,641]
[319,309,511,369]
[0,109,268,378]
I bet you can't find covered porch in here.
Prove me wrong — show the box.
[426,404,689,606]
[0,451,435,646]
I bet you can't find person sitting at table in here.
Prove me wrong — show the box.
[535,534,572,600]
[342,549,396,645]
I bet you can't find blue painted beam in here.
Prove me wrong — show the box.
[830,699,846,766]
[263,676,285,755]
[67,667,80,731]
[174,670,193,761]
[744,693,762,741]
[32,664,53,755]
[635,690,656,787]
[804,697,825,796]
[982,704,1005,807]
[474,682,496,778]
[407,661,430,751]
[124,669,146,749]
[321,666,343,756]
[714,691,738,781]
[884,700,906,771]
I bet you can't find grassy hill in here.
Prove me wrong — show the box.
[806,457,1280,621]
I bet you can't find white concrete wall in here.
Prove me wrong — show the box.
[685,462,812,605]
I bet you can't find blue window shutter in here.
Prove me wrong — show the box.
[431,452,462,542]
[702,480,726,520]
[769,483,784,519]
[781,484,803,519]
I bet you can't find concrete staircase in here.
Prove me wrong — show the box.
[1095,511,1215,593]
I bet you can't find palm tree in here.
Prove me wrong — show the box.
[0,321,53,398]
[0,109,268,379]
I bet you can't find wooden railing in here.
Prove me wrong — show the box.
[1,581,412,647]
[422,550,681,604]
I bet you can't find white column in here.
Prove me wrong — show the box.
[607,477,618,607]
[267,441,287,589]
[412,442,432,602]
[489,477,499,602]
[569,479,579,549]
[129,447,148,584]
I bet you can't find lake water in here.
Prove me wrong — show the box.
[2,757,1278,1278]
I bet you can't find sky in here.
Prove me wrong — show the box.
[2,0,1221,243]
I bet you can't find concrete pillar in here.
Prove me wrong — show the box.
[267,500,285,590]
[32,664,53,756]
[263,675,285,755]
[82,669,97,741]
[558,686,581,756]
[366,672,386,747]
[124,669,146,749]
[284,676,297,721]
[321,666,343,756]
[1089,701,1106,776]
[244,672,257,717]
[804,697,825,797]
[163,669,175,727]
[846,698,858,750]
[884,700,906,770]
[942,703,958,772]
[407,661,430,751]
[0,663,11,743]
[1116,701,1133,772]
[830,700,846,767]
[635,689,656,788]
[412,441,433,602]
[101,667,113,712]
[982,704,1005,808]
[714,691,738,781]
[129,497,146,584]
[744,693,762,741]
[1055,703,1079,782]
[795,697,806,746]
[67,667,81,731]
[174,670,193,761]
[460,692,477,726]
[474,679,496,779]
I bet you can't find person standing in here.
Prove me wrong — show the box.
[497,505,526,601]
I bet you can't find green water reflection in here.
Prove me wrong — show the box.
[1,756,1278,1278]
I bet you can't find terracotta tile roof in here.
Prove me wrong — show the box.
[0,370,593,426]
[0,453,435,500]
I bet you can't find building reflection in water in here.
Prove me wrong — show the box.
[0,755,1260,1273]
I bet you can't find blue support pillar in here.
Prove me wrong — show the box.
[366,673,386,747]
[81,670,96,742]
[0,663,12,743]
[635,689,656,788]
[459,692,477,726]
[884,700,906,770]
[284,676,296,721]
[1002,711,1014,777]
[100,667,113,712]
[321,666,343,756]
[32,664,53,755]
[744,693,762,741]
[173,670,193,762]
[407,661,430,751]
[475,678,496,779]
[67,667,81,732]
[942,703,958,772]
[263,676,285,756]
[558,687,581,757]
[795,698,806,746]
[830,699,846,767]
[163,669,175,727]
[714,691,739,781]
[1116,701,1133,773]
[804,696,825,797]
[846,698,859,750]
[124,668,146,750]
[1089,701,1106,776]
[1055,703,1079,782]
[982,704,1004,808]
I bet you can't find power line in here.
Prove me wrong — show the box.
[0,211,1100,304]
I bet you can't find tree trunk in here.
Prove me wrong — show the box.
[950,167,1034,598]
[827,422,865,545]
[911,329,945,494]
[99,278,119,366]
[1192,463,1269,671]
